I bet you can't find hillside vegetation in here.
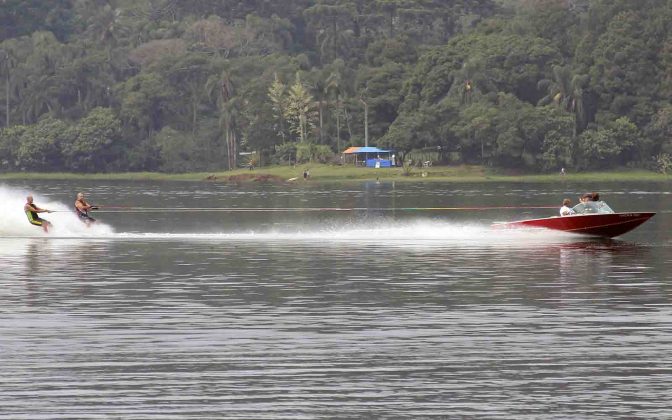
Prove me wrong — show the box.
[1,0,671,174]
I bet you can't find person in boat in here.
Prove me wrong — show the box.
[74,192,98,225]
[572,192,614,215]
[24,195,52,233]
[559,198,575,216]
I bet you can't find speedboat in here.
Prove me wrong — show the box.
[495,212,655,238]
[494,201,655,238]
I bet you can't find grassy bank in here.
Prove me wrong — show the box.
[0,165,670,183]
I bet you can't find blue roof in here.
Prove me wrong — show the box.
[345,146,391,154]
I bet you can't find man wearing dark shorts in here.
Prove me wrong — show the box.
[75,192,98,225]
[24,196,52,233]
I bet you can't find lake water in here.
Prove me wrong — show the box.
[1,179,671,419]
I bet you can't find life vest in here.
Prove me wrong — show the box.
[25,204,40,222]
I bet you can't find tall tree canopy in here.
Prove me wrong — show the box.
[0,0,670,172]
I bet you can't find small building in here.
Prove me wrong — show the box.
[342,146,396,167]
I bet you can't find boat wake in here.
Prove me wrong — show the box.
[0,185,115,238]
[109,221,574,243]
[0,185,579,246]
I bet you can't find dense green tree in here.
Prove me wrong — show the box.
[161,53,212,133]
[307,70,330,144]
[537,65,595,135]
[575,129,620,169]
[304,2,356,65]
[365,36,417,66]
[231,54,299,160]
[326,69,345,152]
[285,73,317,143]
[0,0,670,173]
[61,107,122,172]
[0,41,19,127]
[509,0,580,55]
[16,117,70,170]
[583,4,672,126]
[16,32,64,124]
[646,106,672,155]
[154,126,193,173]
[117,72,176,137]
[607,116,640,164]
[575,117,638,169]
[206,69,240,170]
[454,102,499,165]
[56,52,116,118]
[0,125,25,169]
[268,73,289,144]
[0,0,75,41]
[355,63,406,142]
[381,102,458,160]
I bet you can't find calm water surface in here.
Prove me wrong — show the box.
[1,180,671,419]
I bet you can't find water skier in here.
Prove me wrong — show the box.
[74,192,98,225]
[24,196,53,233]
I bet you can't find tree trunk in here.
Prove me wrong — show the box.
[336,104,341,153]
[5,73,9,127]
[192,97,198,134]
[360,98,368,147]
[319,101,323,144]
[230,129,237,170]
[225,129,231,171]
[300,114,306,143]
[280,118,286,143]
[480,136,484,164]
[345,106,353,139]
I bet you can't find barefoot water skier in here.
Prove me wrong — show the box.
[24,195,53,233]
[74,192,98,225]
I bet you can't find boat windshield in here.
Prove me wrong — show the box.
[571,200,615,215]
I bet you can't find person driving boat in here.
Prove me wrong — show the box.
[572,192,614,215]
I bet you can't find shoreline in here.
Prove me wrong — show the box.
[0,165,669,183]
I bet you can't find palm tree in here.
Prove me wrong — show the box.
[286,73,317,143]
[312,77,329,144]
[358,82,370,147]
[87,4,124,61]
[0,45,18,127]
[537,65,591,135]
[207,70,239,170]
[267,73,288,143]
[359,97,369,147]
[304,4,355,65]
[326,70,344,152]
[12,32,64,123]
[20,74,60,124]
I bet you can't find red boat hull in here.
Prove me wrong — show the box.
[495,212,655,238]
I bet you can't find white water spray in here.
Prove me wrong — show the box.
[0,184,580,245]
[112,218,578,247]
[0,185,114,237]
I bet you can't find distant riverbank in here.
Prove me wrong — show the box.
[0,165,669,183]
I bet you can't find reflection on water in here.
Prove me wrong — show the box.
[2,236,671,418]
[1,180,671,418]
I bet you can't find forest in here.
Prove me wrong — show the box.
[0,0,671,173]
